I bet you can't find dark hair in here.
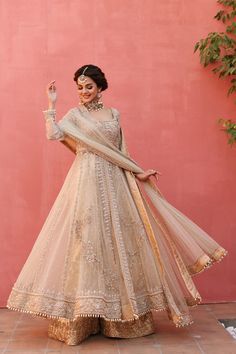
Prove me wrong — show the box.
[73,64,108,91]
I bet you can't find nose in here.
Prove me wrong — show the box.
[82,87,89,94]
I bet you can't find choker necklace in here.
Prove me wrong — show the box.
[80,99,104,112]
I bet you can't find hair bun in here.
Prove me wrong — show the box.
[73,64,108,91]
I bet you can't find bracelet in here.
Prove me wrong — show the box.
[43,109,56,121]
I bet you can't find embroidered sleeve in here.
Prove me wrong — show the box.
[43,109,65,141]
[112,107,120,124]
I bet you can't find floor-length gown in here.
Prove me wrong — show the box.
[7,106,227,345]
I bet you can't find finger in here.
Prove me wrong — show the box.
[47,80,56,89]
[47,85,55,92]
[149,170,158,175]
[49,85,56,92]
[154,170,162,175]
[148,172,156,177]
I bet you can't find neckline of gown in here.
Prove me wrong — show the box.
[77,106,117,124]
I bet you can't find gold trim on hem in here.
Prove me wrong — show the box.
[6,304,161,323]
[100,312,155,338]
[6,304,194,328]
[47,312,155,345]
[188,247,228,276]
[48,317,100,345]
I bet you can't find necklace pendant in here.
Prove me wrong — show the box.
[83,100,104,112]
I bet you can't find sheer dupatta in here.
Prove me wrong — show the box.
[58,107,227,327]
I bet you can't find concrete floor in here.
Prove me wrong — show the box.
[0,303,236,353]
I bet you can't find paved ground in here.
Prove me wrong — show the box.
[0,303,236,353]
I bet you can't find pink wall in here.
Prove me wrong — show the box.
[1,0,235,306]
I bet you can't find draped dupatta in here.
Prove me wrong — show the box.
[58,107,227,327]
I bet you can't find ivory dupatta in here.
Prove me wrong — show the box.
[58,107,227,327]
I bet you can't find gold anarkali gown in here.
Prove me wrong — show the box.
[7,106,227,345]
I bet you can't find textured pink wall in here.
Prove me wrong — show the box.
[1,0,235,306]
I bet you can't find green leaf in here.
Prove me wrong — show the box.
[194,42,200,53]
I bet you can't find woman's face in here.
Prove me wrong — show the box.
[76,76,100,104]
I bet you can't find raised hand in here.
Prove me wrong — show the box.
[46,80,57,108]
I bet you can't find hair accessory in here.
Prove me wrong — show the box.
[78,66,89,83]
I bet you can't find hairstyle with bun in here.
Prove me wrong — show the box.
[73,64,108,91]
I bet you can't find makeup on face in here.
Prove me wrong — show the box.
[77,77,99,103]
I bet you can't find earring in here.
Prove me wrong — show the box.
[78,95,84,105]
[97,91,102,100]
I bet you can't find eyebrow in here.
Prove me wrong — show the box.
[77,82,94,86]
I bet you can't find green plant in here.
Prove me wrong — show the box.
[194,0,236,145]
[218,118,236,144]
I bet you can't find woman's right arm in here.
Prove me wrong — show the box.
[43,80,65,141]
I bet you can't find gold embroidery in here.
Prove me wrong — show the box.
[100,312,155,338]
[188,247,228,275]
[47,312,154,345]
[48,317,100,345]
[102,268,119,293]
[7,288,168,322]
[7,106,227,336]
[74,207,92,241]
[81,240,100,263]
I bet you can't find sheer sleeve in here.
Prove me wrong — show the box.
[111,107,120,124]
[111,108,122,151]
[43,109,65,141]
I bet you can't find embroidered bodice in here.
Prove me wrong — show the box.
[43,107,121,151]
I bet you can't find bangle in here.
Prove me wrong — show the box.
[43,109,56,121]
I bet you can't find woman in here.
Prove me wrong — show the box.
[7,64,227,346]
